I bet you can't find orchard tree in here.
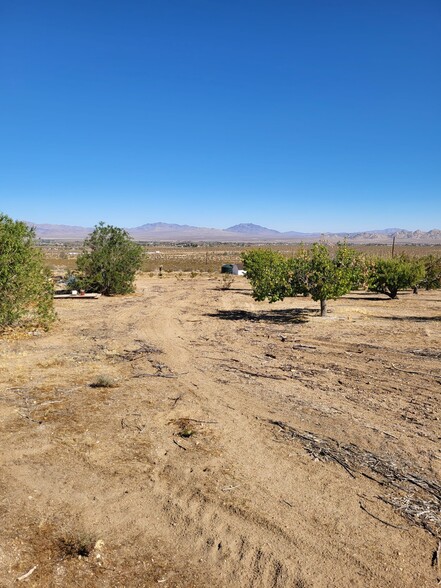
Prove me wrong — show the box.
[77,222,143,295]
[303,243,362,316]
[419,255,441,291]
[368,256,425,299]
[243,243,363,316]
[0,213,55,330]
[242,248,292,302]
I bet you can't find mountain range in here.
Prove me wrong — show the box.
[27,221,441,243]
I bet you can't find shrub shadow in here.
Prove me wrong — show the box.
[206,308,314,324]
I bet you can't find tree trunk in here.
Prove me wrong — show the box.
[413,286,418,294]
[320,298,327,316]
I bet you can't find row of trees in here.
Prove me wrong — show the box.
[0,214,143,330]
[242,244,441,316]
[1,212,440,329]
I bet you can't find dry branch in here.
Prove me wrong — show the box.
[270,419,441,538]
[359,502,408,531]
[221,364,289,381]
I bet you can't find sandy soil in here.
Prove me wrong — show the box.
[1,275,440,587]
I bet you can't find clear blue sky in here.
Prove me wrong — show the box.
[1,0,440,232]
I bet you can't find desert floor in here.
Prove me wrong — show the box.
[1,275,440,587]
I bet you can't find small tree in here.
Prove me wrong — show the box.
[243,243,362,316]
[77,222,143,295]
[0,213,55,330]
[419,255,441,291]
[368,256,425,299]
[303,243,362,316]
[242,248,292,302]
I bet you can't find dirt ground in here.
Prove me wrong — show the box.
[1,274,440,587]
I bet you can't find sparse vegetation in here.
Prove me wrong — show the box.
[221,273,235,289]
[0,213,56,330]
[90,375,118,388]
[57,532,96,559]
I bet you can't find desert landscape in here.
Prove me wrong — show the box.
[1,270,440,587]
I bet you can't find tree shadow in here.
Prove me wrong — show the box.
[372,315,441,322]
[343,295,390,301]
[206,308,315,324]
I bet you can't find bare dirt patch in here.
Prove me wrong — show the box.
[1,275,440,586]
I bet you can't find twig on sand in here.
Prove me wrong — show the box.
[359,502,408,531]
[388,363,440,379]
[173,439,187,450]
[17,566,37,581]
[432,540,441,568]
[133,373,178,379]
[221,365,288,381]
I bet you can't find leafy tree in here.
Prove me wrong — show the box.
[77,222,143,295]
[419,255,441,291]
[243,243,363,316]
[303,243,362,316]
[368,256,425,299]
[242,249,292,302]
[0,213,55,330]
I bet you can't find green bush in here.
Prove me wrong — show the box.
[368,256,425,299]
[0,213,55,330]
[76,222,143,295]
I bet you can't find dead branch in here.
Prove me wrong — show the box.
[17,566,37,581]
[388,363,440,379]
[432,540,441,568]
[173,439,187,450]
[133,373,178,379]
[359,502,408,531]
[270,419,441,538]
[222,365,289,381]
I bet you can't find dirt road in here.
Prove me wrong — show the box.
[1,275,440,586]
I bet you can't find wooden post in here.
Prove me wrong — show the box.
[391,235,396,258]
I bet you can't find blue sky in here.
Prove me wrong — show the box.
[1,0,440,232]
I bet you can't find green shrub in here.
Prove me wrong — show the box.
[77,223,143,295]
[0,213,55,330]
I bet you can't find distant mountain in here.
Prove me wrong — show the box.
[283,230,321,237]
[27,222,92,239]
[226,223,281,236]
[134,222,200,231]
[130,222,231,240]
[25,220,441,243]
